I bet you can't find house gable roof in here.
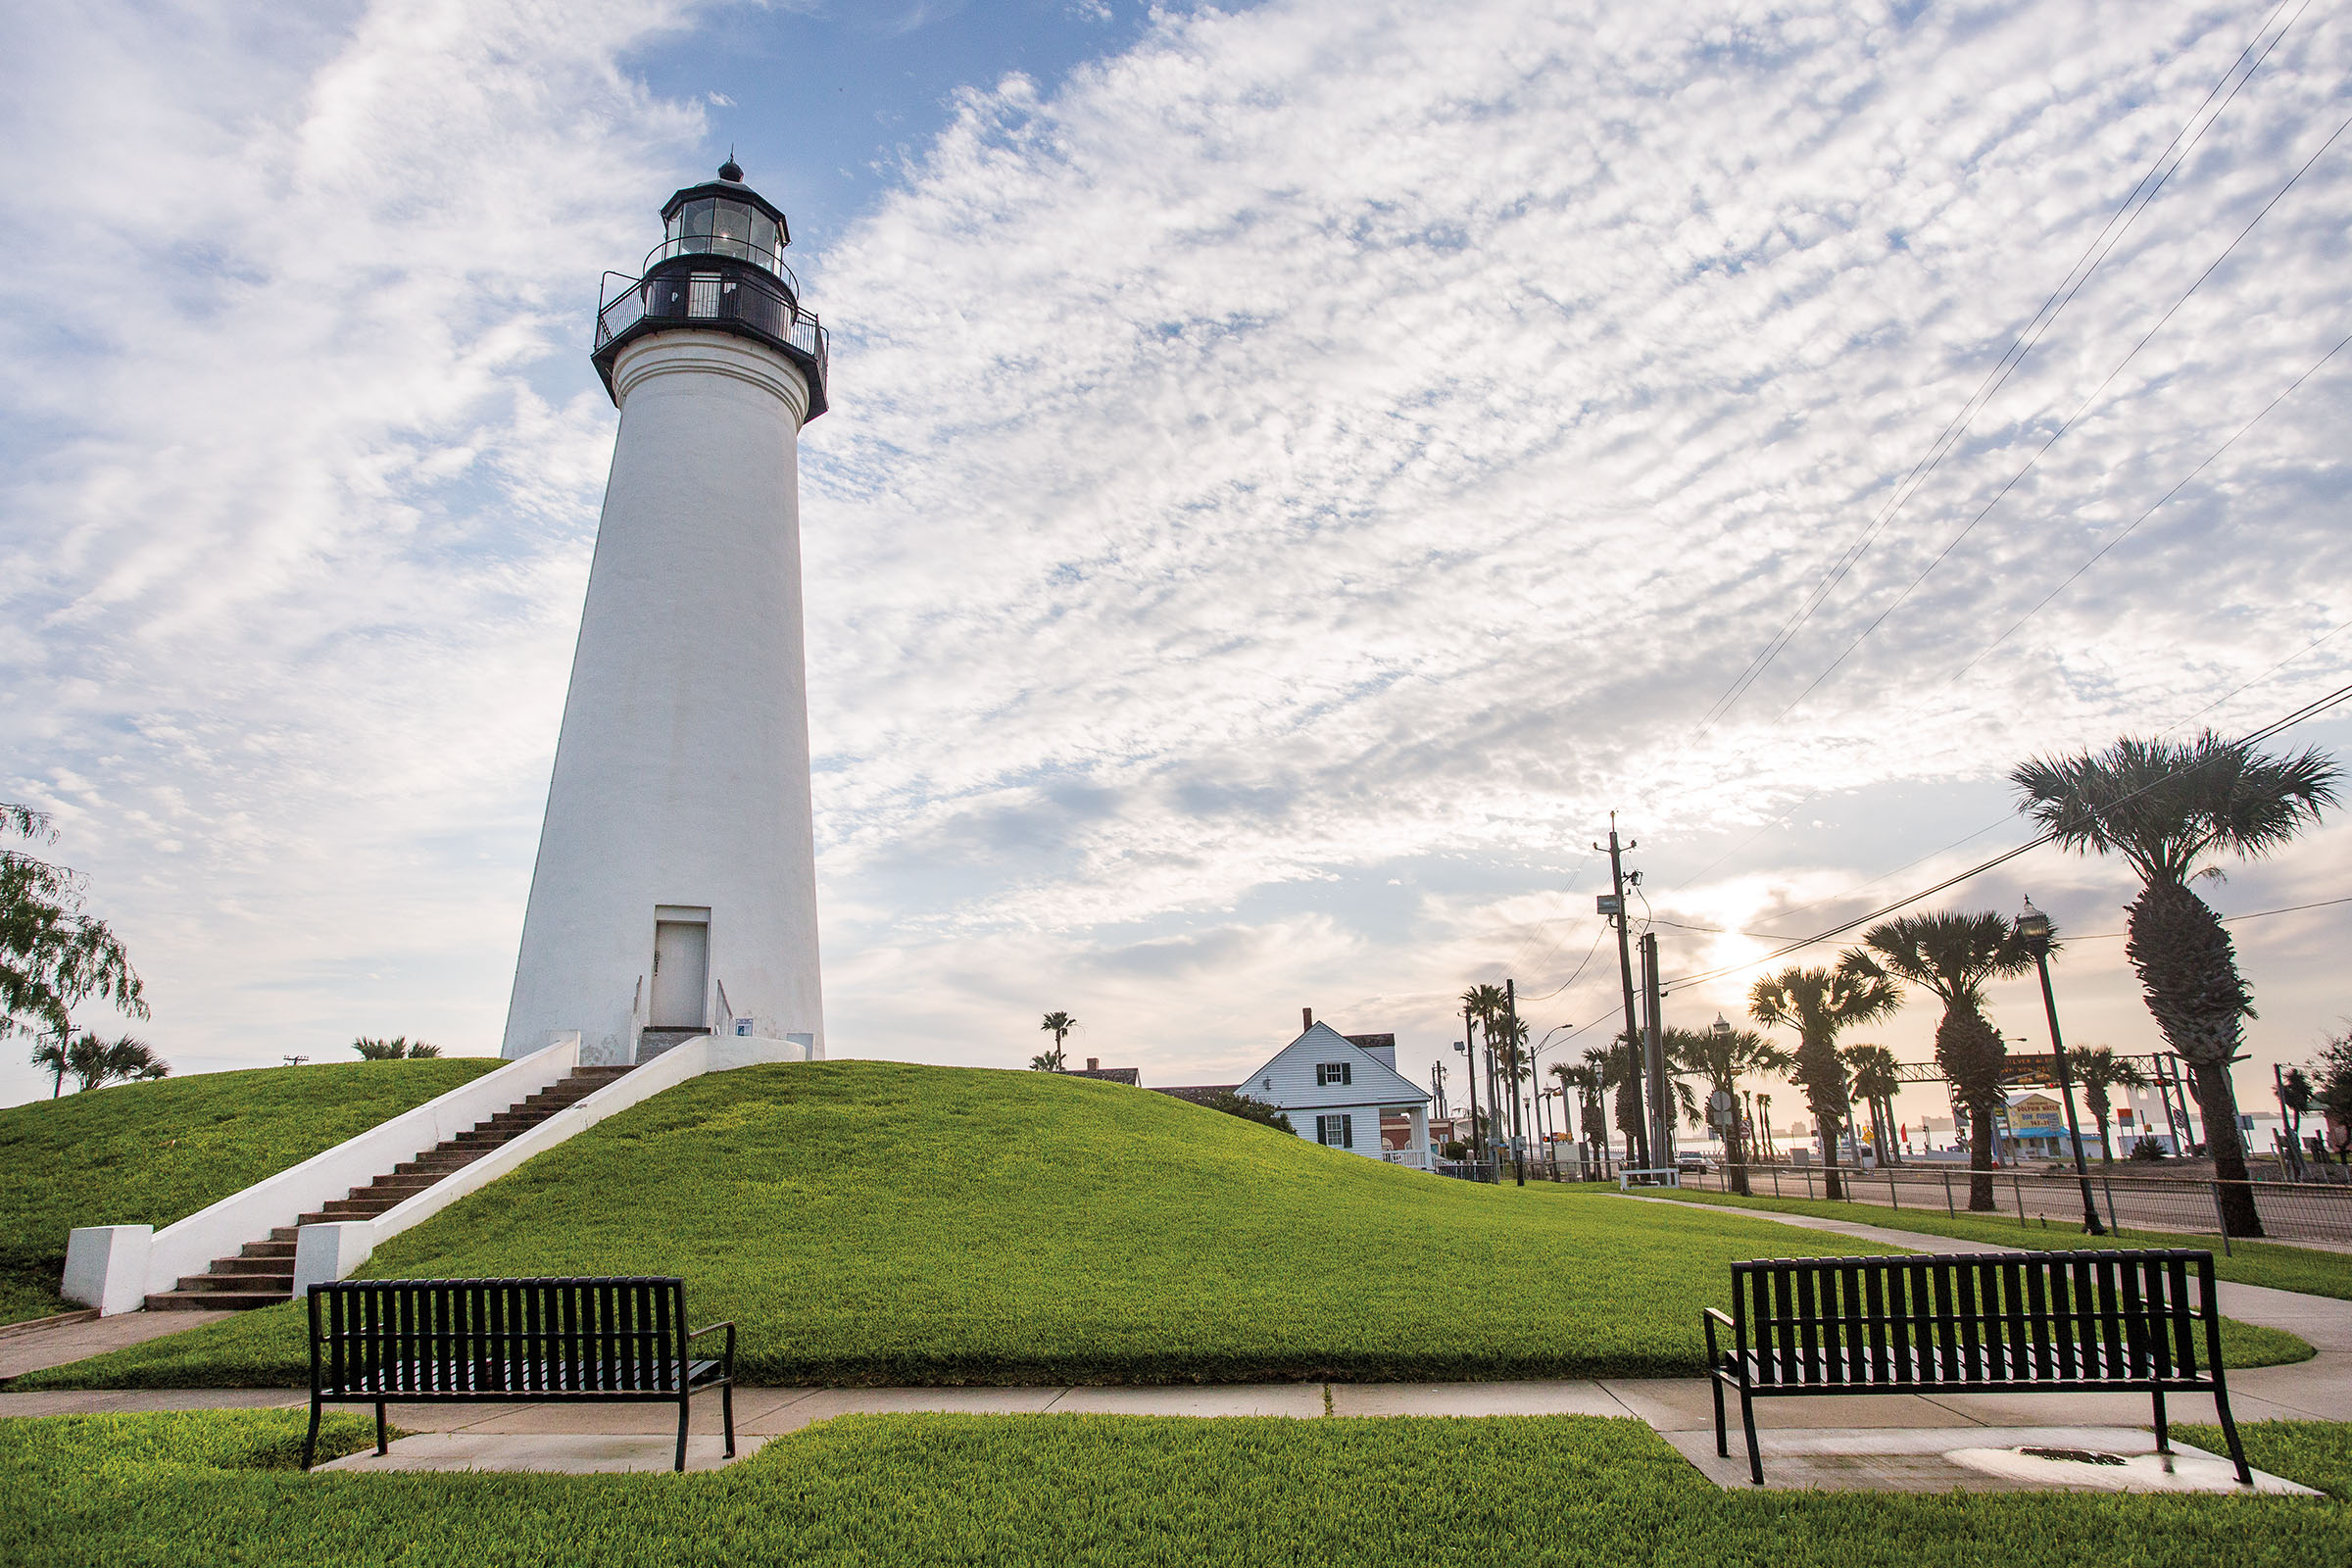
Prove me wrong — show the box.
[1231,1021,1429,1110]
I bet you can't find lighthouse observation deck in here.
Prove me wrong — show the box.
[590,173,829,416]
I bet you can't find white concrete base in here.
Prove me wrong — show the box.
[316,1433,765,1474]
[1657,1425,2319,1494]
[61,1226,152,1317]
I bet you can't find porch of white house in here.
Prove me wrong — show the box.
[1377,1104,1431,1169]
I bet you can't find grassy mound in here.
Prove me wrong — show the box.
[4,1410,2348,1568]
[20,1060,2307,1388]
[0,1058,501,1323]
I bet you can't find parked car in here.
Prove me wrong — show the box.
[1675,1152,1717,1174]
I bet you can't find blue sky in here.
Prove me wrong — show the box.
[4,0,2350,1127]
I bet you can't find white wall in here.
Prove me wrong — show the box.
[503,329,825,1064]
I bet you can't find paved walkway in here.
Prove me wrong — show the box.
[5,1202,2342,1488]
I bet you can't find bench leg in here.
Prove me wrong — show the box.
[1740,1388,1763,1487]
[723,1382,736,1459]
[2212,1387,2252,1486]
[2150,1388,2169,1454]
[676,1396,691,1473]
[1711,1376,1728,1457]
[375,1401,388,1457]
[302,1397,323,1471]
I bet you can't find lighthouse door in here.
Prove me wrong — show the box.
[649,920,710,1028]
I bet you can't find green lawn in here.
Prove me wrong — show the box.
[1653,1185,2352,1300]
[0,1058,501,1323]
[18,1061,2308,1388]
[2,1410,2343,1567]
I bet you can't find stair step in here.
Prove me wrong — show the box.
[240,1240,297,1259]
[146,1290,289,1311]
[210,1254,293,1275]
[174,1271,293,1293]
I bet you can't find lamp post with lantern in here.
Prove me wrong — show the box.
[2017,898,2105,1235]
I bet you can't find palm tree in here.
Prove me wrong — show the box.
[1853,911,2035,1211]
[60,1031,169,1091]
[1551,1060,1607,1171]
[2013,731,2339,1235]
[1034,1011,1076,1071]
[2067,1047,2149,1164]
[1840,1044,1903,1166]
[1754,1093,1775,1158]
[1607,1032,1645,1166]
[1748,960,1898,1200]
[1666,1023,1787,1194]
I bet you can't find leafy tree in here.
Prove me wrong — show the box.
[1196,1090,1294,1135]
[1552,1058,1609,1155]
[1852,911,2034,1211]
[2013,731,2339,1236]
[1748,959,1897,1200]
[4,805,146,1081]
[1034,1011,1076,1071]
[2067,1047,2149,1164]
[1839,1044,1902,1166]
[2312,1027,2352,1167]
[1666,1023,1786,1194]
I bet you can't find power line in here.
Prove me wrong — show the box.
[1691,0,2311,738]
[1658,678,2352,993]
[2066,893,2352,939]
[1771,103,2352,724]
[1942,328,2352,691]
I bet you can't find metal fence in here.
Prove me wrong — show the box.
[1683,1163,2352,1250]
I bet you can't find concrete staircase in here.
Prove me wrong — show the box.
[144,1065,634,1311]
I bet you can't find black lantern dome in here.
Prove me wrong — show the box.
[590,164,829,417]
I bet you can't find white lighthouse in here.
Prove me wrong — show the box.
[501,162,828,1065]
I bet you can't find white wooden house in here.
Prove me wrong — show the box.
[1233,1021,1432,1169]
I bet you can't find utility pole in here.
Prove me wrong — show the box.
[1640,930,1669,1171]
[1485,1018,1503,1183]
[1506,978,1526,1186]
[1461,1004,1481,1180]
[1432,1059,1447,1122]
[1595,813,1650,1172]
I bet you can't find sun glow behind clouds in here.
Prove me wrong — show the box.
[2,0,2349,1106]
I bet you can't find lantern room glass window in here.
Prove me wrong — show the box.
[663,198,785,276]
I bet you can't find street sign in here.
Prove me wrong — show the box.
[1707,1090,1736,1127]
[1998,1053,2059,1090]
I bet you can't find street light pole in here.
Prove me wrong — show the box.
[2017,897,2104,1236]
[1506,977,1526,1186]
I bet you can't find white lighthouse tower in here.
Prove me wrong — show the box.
[501,162,828,1065]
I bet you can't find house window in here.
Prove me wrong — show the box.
[1316,1061,1351,1087]
[1317,1113,1353,1149]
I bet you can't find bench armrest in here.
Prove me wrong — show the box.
[1701,1307,1745,1383]
[687,1320,737,1376]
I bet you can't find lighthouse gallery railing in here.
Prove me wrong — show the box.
[595,269,828,381]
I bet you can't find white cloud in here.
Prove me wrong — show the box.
[4,0,2348,1109]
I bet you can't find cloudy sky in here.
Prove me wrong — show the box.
[4,0,2349,1132]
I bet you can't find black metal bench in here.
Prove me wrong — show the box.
[304,1276,736,1472]
[1701,1249,2249,1486]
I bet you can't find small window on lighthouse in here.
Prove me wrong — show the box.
[682,198,716,239]
[749,212,778,262]
[713,201,752,251]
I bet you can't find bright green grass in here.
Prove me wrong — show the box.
[0,1058,500,1323]
[20,1062,2307,1389]
[2,1411,2343,1568]
[1653,1185,2352,1300]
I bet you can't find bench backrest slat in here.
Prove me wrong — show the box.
[1727,1250,2218,1391]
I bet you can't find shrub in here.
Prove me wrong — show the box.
[1199,1091,1294,1134]
[351,1037,438,1060]
[2129,1136,2167,1162]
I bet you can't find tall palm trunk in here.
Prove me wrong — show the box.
[1936,1006,2004,1211]
[1725,1091,1750,1196]
[2127,878,2265,1237]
